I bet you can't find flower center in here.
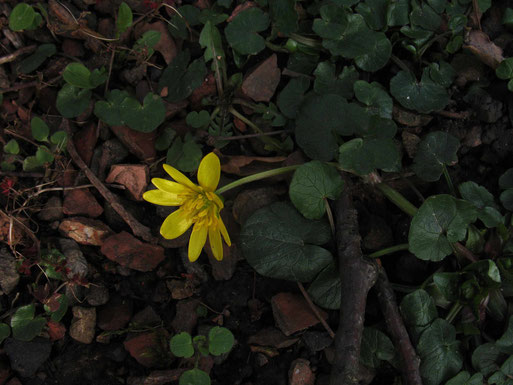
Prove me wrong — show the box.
[181,190,223,227]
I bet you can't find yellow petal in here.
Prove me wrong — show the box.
[188,223,208,262]
[143,190,184,206]
[151,178,191,194]
[160,208,194,239]
[209,227,223,261]
[198,153,220,192]
[163,164,200,192]
[218,218,231,246]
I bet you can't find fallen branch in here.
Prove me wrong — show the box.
[330,181,378,385]
[376,266,422,385]
[63,119,156,243]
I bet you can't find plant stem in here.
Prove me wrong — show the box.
[445,302,463,324]
[368,244,410,259]
[376,183,418,217]
[442,165,458,197]
[216,165,299,195]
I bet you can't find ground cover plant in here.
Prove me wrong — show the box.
[1,0,513,384]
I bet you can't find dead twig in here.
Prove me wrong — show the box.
[0,45,37,65]
[63,119,156,243]
[0,75,61,94]
[297,282,335,338]
[376,266,423,385]
[330,177,378,385]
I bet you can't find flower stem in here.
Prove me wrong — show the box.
[368,243,410,259]
[445,302,463,324]
[216,165,299,195]
[376,183,418,217]
[442,165,458,197]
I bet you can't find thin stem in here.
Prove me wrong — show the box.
[376,183,418,217]
[442,165,458,197]
[445,302,463,324]
[265,41,290,53]
[324,198,335,236]
[368,244,410,259]
[216,165,299,195]
[297,282,335,338]
[216,129,291,141]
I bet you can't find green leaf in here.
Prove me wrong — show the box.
[4,139,19,155]
[497,58,513,80]
[116,2,132,37]
[356,0,388,30]
[433,272,461,302]
[295,93,346,161]
[9,4,37,31]
[289,161,344,219]
[134,30,161,57]
[400,289,437,328]
[194,335,209,356]
[353,80,393,118]
[170,332,194,358]
[418,319,462,385]
[179,369,211,385]
[408,195,478,261]
[312,4,348,41]
[0,323,10,344]
[307,262,341,309]
[387,0,410,26]
[11,304,46,342]
[63,63,94,89]
[277,78,310,119]
[18,44,56,74]
[410,3,442,31]
[208,326,235,356]
[240,202,332,282]
[225,8,269,55]
[464,260,501,285]
[198,9,228,25]
[166,136,203,172]
[120,93,166,133]
[36,146,54,164]
[199,21,225,63]
[445,372,483,385]
[429,61,456,88]
[390,69,449,113]
[94,89,129,126]
[503,8,513,27]
[412,131,460,182]
[313,62,358,99]
[158,50,207,102]
[269,0,297,35]
[338,137,401,175]
[155,127,176,151]
[45,294,68,322]
[23,156,44,172]
[360,327,395,369]
[458,181,503,228]
[186,111,210,128]
[56,84,91,118]
[496,315,513,354]
[50,131,68,149]
[489,355,513,385]
[1,161,16,172]
[31,117,49,142]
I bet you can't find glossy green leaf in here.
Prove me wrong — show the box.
[208,326,234,356]
[410,3,442,31]
[269,0,297,35]
[458,181,503,227]
[63,63,93,89]
[36,146,54,164]
[445,372,483,385]
[225,8,269,55]
[497,58,513,80]
[307,262,341,309]
[240,202,332,282]
[429,61,456,88]
[313,62,358,99]
[409,195,478,261]
[339,137,401,175]
[18,44,56,74]
[198,9,228,25]
[390,69,449,113]
[4,139,19,155]
[199,21,225,63]
[31,117,49,142]
[356,0,388,30]
[289,161,344,219]
[11,304,46,342]
[418,318,462,385]
[9,4,37,31]
[120,93,165,133]
[0,323,10,344]
[170,332,194,358]
[353,80,393,118]
[433,272,460,302]
[387,0,410,26]
[116,2,132,37]
[166,136,203,172]
[56,84,91,118]
[295,93,346,161]
[179,369,210,385]
[488,355,513,385]
[277,77,310,119]
[360,327,395,369]
[23,156,44,172]
[400,289,437,328]
[412,131,460,182]
[495,315,513,354]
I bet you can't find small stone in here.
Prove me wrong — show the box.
[63,189,103,218]
[124,330,170,368]
[171,299,199,334]
[97,296,132,331]
[288,359,315,385]
[4,338,52,377]
[98,139,129,180]
[111,125,156,162]
[271,293,328,336]
[38,196,63,221]
[105,164,149,201]
[73,123,97,166]
[86,284,110,306]
[58,238,89,278]
[59,217,113,246]
[101,231,165,272]
[167,279,196,300]
[0,248,19,294]
[70,306,96,344]
[241,55,281,102]
[143,369,185,385]
[131,306,161,328]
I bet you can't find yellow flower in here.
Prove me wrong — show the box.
[143,153,231,262]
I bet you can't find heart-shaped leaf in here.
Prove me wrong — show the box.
[289,161,345,219]
[410,2,442,31]
[313,62,358,99]
[56,84,91,118]
[4,139,19,155]
[186,110,210,128]
[353,80,393,118]
[360,327,395,369]
[9,4,38,31]
[120,93,165,133]
[225,8,269,55]
[277,78,310,119]
[241,202,332,282]
[412,131,460,182]
[408,195,478,261]
[63,63,106,89]
[471,343,501,377]
[400,289,438,328]
[208,326,234,356]
[390,69,449,113]
[339,137,401,175]
[307,262,341,309]
[269,0,298,35]
[179,369,210,385]
[11,304,46,341]
[94,89,130,126]
[170,332,194,358]
[36,146,54,164]
[458,181,503,228]
[417,319,463,385]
